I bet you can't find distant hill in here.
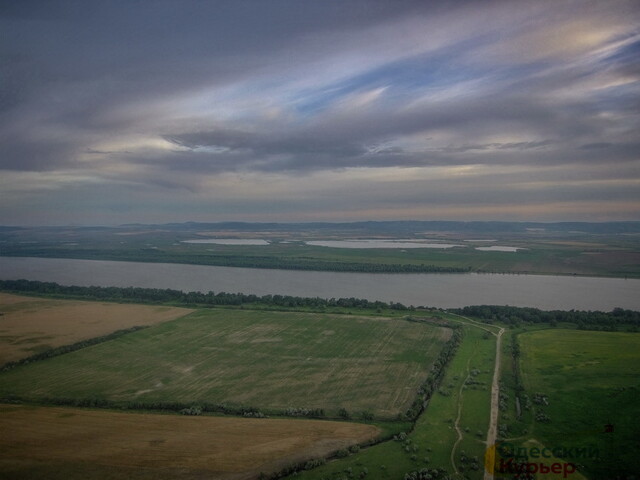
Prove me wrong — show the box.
[2,220,640,235]
[122,220,640,235]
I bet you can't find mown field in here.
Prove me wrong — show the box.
[0,403,379,480]
[0,308,450,418]
[287,318,498,480]
[0,293,192,364]
[511,329,640,478]
[0,289,518,480]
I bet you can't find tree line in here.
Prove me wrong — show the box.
[175,254,470,273]
[0,248,470,273]
[450,305,640,330]
[404,323,463,421]
[3,280,637,329]
[0,394,327,420]
[0,279,409,311]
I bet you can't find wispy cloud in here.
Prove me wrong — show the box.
[1,0,639,224]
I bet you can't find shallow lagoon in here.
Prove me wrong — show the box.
[305,239,464,249]
[182,239,270,245]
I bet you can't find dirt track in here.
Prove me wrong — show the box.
[484,327,504,480]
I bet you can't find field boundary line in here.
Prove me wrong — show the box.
[0,325,149,372]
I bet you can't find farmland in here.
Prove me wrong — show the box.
[0,293,192,364]
[0,308,451,419]
[0,295,460,479]
[287,317,498,480]
[500,329,640,478]
[0,404,379,480]
[2,221,639,277]
[1,283,638,479]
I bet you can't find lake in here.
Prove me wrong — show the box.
[475,246,524,252]
[181,239,270,245]
[1,256,638,311]
[305,240,463,249]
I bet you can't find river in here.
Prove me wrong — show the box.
[0,256,638,311]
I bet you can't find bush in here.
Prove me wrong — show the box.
[339,407,350,419]
[180,406,202,416]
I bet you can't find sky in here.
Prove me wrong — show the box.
[1,0,639,226]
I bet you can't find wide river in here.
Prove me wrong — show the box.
[0,256,638,311]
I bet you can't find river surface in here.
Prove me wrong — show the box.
[0,256,638,310]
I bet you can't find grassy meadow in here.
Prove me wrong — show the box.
[509,329,640,478]
[2,223,639,277]
[0,308,450,419]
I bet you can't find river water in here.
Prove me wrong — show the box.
[0,256,638,311]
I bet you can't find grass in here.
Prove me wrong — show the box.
[512,329,640,478]
[495,324,552,441]
[418,322,495,479]
[0,309,450,419]
[284,316,497,480]
[0,293,192,364]
[3,226,639,277]
[0,403,379,480]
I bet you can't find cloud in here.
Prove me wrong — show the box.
[1,0,639,223]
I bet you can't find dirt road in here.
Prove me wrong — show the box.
[484,327,505,480]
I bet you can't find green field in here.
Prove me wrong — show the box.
[510,329,640,478]
[0,309,450,419]
[411,321,496,479]
[0,288,506,479]
[2,222,639,277]
[287,317,498,480]
[5,286,638,479]
[0,292,504,479]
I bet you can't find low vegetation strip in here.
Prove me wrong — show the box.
[0,404,379,480]
[0,292,192,364]
[0,309,451,419]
